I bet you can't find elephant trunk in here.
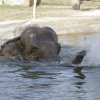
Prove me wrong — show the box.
[72,50,86,65]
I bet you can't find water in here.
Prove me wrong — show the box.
[0,34,100,100]
[80,32,100,67]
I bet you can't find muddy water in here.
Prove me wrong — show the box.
[0,39,100,100]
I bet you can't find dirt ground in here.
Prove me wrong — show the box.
[0,1,100,45]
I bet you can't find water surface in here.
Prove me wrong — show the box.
[0,44,99,100]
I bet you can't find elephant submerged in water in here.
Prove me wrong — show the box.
[0,26,86,66]
[0,26,60,61]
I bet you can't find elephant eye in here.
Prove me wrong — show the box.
[33,47,37,52]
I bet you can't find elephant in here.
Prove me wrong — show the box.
[0,26,86,66]
[0,26,61,61]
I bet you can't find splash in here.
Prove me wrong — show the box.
[80,30,100,66]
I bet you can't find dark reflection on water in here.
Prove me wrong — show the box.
[21,70,58,79]
[0,47,100,100]
[74,67,86,79]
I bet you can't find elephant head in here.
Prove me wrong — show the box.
[20,26,61,61]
